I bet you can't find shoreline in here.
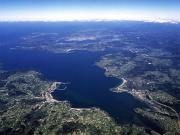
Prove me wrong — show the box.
[45,82,103,112]
[44,81,61,103]
[113,78,180,123]
[119,78,127,87]
[113,78,128,93]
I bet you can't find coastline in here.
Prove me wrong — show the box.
[44,81,61,103]
[45,81,112,115]
[113,78,128,93]
[113,78,180,123]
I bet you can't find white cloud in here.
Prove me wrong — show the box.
[0,9,180,23]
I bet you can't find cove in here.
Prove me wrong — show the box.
[0,48,146,124]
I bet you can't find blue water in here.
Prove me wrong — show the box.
[0,22,152,124]
[0,47,145,124]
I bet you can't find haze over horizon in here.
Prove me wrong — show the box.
[0,0,180,22]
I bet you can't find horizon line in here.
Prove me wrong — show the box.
[0,18,180,24]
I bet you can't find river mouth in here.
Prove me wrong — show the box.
[0,48,146,125]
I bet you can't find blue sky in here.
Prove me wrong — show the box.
[0,0,180,21]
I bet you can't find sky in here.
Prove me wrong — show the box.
[0,0,180,22]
